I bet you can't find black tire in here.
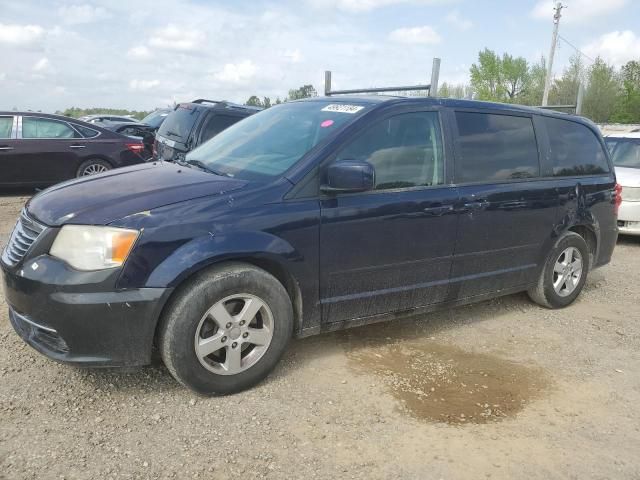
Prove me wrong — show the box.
[158,262,294,395]
[527,232,590,309]
[76,158,112,177]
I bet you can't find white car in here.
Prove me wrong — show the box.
[605,132,640,236]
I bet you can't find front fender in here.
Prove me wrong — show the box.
[145,230,301,288]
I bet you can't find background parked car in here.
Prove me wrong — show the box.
[154,99,261,163]
[0,112,147,187]
[79,114,138,124]
[101,121,155,159]
[140,108,172,129]
[605,132,640,236]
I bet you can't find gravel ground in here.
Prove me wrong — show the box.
[1,193,640,480]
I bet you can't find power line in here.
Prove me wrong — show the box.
[557,34,596,63]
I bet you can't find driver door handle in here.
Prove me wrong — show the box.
[0,146,14,151]
[69,144,86,149]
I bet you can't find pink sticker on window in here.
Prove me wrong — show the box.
[320,119,334,128]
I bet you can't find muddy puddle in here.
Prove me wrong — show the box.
[348,341,547,424]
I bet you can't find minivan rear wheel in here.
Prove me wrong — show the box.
[158,263,293,395]
[528,232,590,308]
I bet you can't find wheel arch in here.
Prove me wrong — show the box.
[151,255,304,349]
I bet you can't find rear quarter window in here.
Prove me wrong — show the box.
[454,111,540,183]
[543,117,609,176]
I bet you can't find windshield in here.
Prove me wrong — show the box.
[611,140,640,169]
[185,101,371,182]
[142,109,170,128]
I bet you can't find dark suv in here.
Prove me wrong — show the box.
[154,99,261,163]
[1,96,619,395]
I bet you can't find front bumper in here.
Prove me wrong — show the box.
[618,200,640,236]
[2,254,172,367]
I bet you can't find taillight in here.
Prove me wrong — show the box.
[614,183,623,215]
[126,143,145,156]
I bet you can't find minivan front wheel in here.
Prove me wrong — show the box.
[159,263,293,395]
[528,232,590,308]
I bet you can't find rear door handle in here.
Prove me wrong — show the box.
[69,144,86,149]
[0,146,14,151]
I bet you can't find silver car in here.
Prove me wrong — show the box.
[606,132,640,236]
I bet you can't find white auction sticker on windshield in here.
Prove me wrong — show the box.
[321,104,365,114]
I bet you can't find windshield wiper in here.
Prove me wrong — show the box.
[185,159,226,176]
[165,130,181,138]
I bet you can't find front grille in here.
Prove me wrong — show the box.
[1,209,46,267]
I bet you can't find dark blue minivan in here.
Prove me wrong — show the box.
[1,96,620,394]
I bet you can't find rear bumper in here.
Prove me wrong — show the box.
[2,255,172,367]
[618,200,640,236]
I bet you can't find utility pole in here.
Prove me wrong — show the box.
[542,2,564,106]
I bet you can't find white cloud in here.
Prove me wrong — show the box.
[0,73,6,81]
[32,57,50,72]
[389,26,441,45]
[58,4,111,25]
[583,30,640,67]
[308,0,451,13]
[149,25,205,52]
[531,0,627,23]
[0,23,44,46]
[127,45,152,59]
[129,79,160,91]
[284,49,302,63]
[214,60,258,83]
[445,10,472,30]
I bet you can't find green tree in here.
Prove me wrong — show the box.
[262,97,272,108]
[470,48,503,101]
[245,95,262,107]
[582,57,620,122]
[518,57,546,106]
[469,49,530,102]
[287,84,317,101]
[501,53,530,101]
[549,54,584,106]
[611,60,640,123]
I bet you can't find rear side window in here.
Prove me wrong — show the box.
[22,117,80,139]
[158,106,201,142]
[199,114,240,144]
[544,117,609,176]
[0,116,12,138]
[75,125,100,138]
[454,112,539,183]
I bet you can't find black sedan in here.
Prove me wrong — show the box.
[0,112,147,188]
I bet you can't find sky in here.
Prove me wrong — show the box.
[0,0,639,112]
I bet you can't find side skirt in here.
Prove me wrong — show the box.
[295,283,533,338]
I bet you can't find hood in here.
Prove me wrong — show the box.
[27,162,248,226]
[615,166,640,187]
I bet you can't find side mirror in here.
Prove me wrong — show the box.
[321,160,375,194]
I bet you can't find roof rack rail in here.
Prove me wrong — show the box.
[190,99,262,111]
[324,57,441,97]
[192,98,223,105]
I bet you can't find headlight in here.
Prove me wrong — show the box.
[50,225,139,271]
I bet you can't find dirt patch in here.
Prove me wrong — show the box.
[349,341,548,424]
